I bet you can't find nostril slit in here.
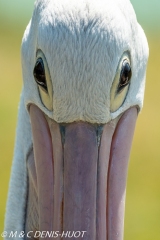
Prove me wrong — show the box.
[59,125,66,145]
[96,125,104,147]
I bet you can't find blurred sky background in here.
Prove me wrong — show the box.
[0,0,160,239]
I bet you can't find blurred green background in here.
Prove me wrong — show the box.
[0,0,160,239]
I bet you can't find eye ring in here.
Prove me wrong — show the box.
[110,52,131,113]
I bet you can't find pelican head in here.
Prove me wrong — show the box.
[5,0,148,239]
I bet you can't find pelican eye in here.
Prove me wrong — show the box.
[33,58,48,92]
[110,52,131,113]
[34,50,53,111]
[118,60,132,93]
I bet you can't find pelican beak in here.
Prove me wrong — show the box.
[27,104,137,240]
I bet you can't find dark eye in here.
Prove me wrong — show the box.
[117,60,132,93]
[33,58,48,92]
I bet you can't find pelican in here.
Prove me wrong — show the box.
[5,0,148,239]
